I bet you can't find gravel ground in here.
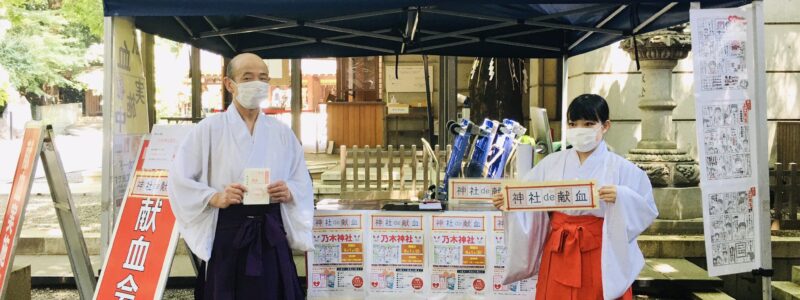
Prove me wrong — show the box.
[0,176,102,236]
[32,288,194,299]
[0,117,104,236]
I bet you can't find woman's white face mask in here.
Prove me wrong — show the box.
[566,125,602,152]
[232,80,270,109]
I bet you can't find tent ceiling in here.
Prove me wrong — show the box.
[104,1,750,58]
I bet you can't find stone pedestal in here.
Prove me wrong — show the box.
[654,187,702,220]
[621,26,702,221]
[8,264,31,300]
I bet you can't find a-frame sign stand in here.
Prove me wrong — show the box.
[0,122,96,299]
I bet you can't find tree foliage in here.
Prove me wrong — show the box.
[0,0,102,99]
[61,0,103,43]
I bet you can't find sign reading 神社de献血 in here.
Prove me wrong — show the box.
[449,179,504,203]
[501,180,598,212]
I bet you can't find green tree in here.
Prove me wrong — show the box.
[0,82,8,114]
[61,0,103,44]
[0,0,100,101]
[0,9,87,98]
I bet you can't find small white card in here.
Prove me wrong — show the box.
[419,201,443,210]
[243,168,271,205]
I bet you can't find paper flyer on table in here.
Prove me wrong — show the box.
[428,213,489,298]
[307,212,367,299]
[366,213,428,298]
[490,215,536,299]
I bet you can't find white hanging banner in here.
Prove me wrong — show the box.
[691,4,769,277]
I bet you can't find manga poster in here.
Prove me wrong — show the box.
[691,5,765,276]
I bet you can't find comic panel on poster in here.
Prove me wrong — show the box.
[702,187,759,276]
[693,11,749,96]
[699,100,754,182]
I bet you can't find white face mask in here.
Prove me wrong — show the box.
[232,80,269,109]
[566,125,602,152]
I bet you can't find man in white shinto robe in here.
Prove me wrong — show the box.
[168,53,313,300]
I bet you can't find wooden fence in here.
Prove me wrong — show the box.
[339,144,450,200]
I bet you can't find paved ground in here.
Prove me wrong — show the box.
[32,288,194,299]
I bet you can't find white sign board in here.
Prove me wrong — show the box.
[385,66,434,92]
[501,180,599,212]
[449,179,504,203]
[691,4,768,277]
[143,124,193,170]
[387,105,410,115]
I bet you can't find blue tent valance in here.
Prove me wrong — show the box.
[103,1,750,58]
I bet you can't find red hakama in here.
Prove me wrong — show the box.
[535,212,633,300]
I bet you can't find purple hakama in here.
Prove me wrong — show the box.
[197,204,304,299]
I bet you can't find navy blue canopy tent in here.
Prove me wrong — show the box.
[103,1,749,58]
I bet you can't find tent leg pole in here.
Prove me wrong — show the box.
[291,59,302,138]
[439,56,457,147]
[100,16,115,264]
[560,55,569,144]
[190,47,202,121]
[142,32,156,130]
[751,1,771,299]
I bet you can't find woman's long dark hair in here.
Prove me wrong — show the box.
[567,94,609,123]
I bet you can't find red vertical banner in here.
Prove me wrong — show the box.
[0,125,44,297]
[94,139,180,300]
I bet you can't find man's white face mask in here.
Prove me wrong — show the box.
[232,80,269,109]
[566,125,602,152]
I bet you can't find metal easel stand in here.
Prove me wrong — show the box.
[40,125,97,299]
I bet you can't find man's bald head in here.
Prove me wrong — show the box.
[226,53,269,81]
[224,53,270,99]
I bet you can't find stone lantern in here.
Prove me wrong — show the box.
[620,25,701,220]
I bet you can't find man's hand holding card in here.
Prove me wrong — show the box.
[242,168,272,205]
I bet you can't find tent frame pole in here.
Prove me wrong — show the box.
[202,16,237,52]
[173,16,195,38]
[569,5,629,51]
[634,2,680,34]
[426,9,623,35]
[560,55,569,145]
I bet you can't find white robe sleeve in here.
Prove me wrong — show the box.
[601,160,658,299]
[501,161,551,284]
[280,131,315,252]
[167,123,219,261]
